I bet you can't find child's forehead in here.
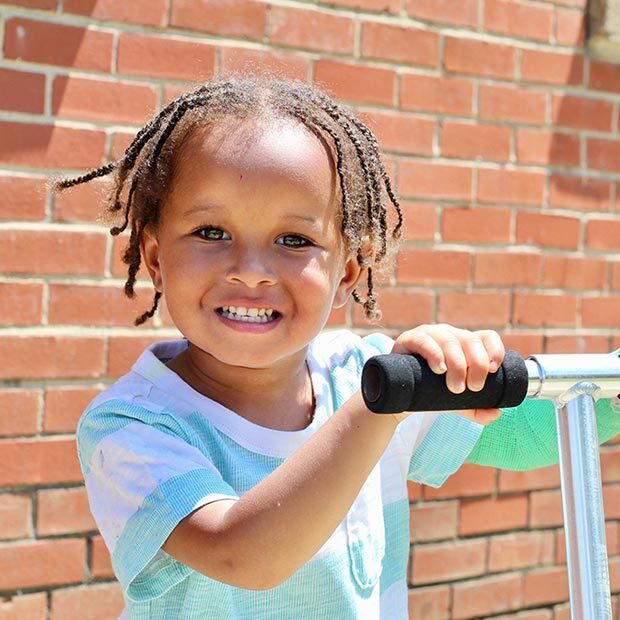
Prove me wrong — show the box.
[172,115,339,203]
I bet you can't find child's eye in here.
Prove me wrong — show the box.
[276,234,312,249]
[195,227,230,241]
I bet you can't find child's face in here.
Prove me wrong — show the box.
[141,115,362,369]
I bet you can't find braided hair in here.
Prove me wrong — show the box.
[52,75,403,326]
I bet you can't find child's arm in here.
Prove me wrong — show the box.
[161,325,504,590]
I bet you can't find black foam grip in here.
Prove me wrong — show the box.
[361,349,529,414]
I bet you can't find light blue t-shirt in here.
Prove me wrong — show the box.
[77,330,486,619]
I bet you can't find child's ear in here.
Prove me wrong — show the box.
[140,225,163,292]
[333,258,364,308]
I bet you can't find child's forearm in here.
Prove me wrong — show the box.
[163,391,399,589]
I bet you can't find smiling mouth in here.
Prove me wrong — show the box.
[217,306,281,323]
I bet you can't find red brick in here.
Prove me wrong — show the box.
[588,138,620,173]
[0,437,82,486]
[411,538,486,584]
[408,480,422,502]
[582,297,620,328]
[530,489,563,527]
[423,462,496,499]
[543,255,607,289]
[0,280,43,326]
[410,500,458,542]
[399,161,472,200]
[516,212,581,249]
[478,168,545,206]
[400,73,473,115]
[516,130,580,168]
[44,387,101,433]
[556,8,586,46]
[603,485,620,518]
[590,60,620,94]
[480,84,546,124]
[514,293,578,328]
[362,22,438,67]
[484,0,552,41]
[0,494,31,540]
[315,60,395,106]
[220,47,308,82]
[445,37,515,79]
[91,535,114,578]
[501,333,544,357]
[270,6,354,54]
[3,18,113,71]
[556,522,617,563]
[549,174,611,211]
[53,76,157,125]
[405,0,479,27]
[439,291,511,327]
[545,335,610,353]
[552,95,613,132]
[64,0,167,26]
[0,229,106,275]
[613,263,620,291]
[353,288,433,328]
[397,248,470,286]
[0,389,39,436]
[442,207,511,243]
[49,283,154,327]
[0,593,47,620]
[400,201,436,242]
[0,336,104,380]
[499,465,560,493]
[359,110,434,156]
[586,218,620,250]
[474,251,542,287]
[0,67,45,114]
[488,532,549,572]
[37,487,96,535]
[107,335,175,377]
[0,175,46,221]
[442,121,511,161]
[0,0,55,7]
[521,50,583,85]
[0,121,106,168]
[171,0,265,39]
[523,567,569,606]
[53,177,111,223]
[0,539,85,590]
[602,449,620,483]
[407,585,450,619]
[51,583,125,620]
[453,573,523,619]
[460,495,529,535]
[117,33,216,81]
[478,610,552,620]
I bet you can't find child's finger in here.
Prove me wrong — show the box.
[475,330,506,373]
[455,331,491,392]
[391,329,448,374]
[433,330,469,393]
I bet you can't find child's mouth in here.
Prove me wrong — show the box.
[217,306,280,323]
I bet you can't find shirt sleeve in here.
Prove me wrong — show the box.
[76,399,239,601]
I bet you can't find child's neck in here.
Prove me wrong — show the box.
[166,345,315,432]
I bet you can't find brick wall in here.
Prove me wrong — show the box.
[0,0,619,618]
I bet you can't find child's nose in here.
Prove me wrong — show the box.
[225,246,276,288]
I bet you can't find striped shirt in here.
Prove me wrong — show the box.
[77,330,486,619]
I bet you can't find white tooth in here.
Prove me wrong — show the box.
[228,306,236,314]
[258,308,265,316]
[223,306,229,312]
[266,309,273,316]
[237,306,247,315]
[248,308,259,317]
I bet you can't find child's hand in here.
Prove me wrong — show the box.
[390,324,506,425]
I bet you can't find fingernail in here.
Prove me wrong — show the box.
[452,380,465,393]
[489,361,498,373]
[437,361,447,373]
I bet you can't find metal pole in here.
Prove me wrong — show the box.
[555,391,612,620]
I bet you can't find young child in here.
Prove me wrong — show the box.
[54,75,620,620]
